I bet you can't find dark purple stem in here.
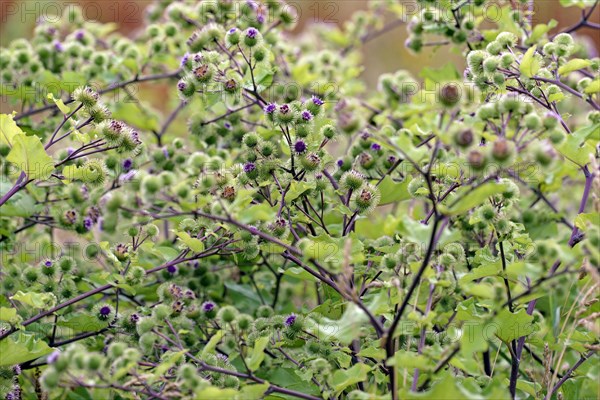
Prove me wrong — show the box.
[568,166,593,247]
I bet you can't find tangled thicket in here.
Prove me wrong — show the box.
[0,1,599,399]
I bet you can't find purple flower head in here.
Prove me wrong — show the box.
[311,96,324,106]
[216,353,229,361]
[301,110,313,121]
[361,132,370,140]
[75,30,85,41]
[244,162,256,173]
[99,306,111,316]
[162,147,170,159]
[264,103,277,114]
[202,301,215,312]
[120,170,137,183]
[44,260,53,268]
[246,27,259,39]
[371,143,381,151]
[257,13,265,24]
[177,81,187,92]
[224,122,232,130]
[130,313,140,323]
[122,158,133,171]
[246,1,259,11]
[284,313,297,326]
[229,28,238,34]
[387,156,397,164]
[337,159,344,167]
[294,140,307,154]
[193,53,203,63]
[53,41,64,52]
[47,350,61,364]
[180,52,189,67]
[66,147,75,156]
[279,104,290,114]
[167,265,177,274]
[83,217,93,231]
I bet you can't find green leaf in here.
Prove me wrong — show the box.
[57,314,108,332]
[285,181,316,203]
[246,336,269,371]
[332,363,371,395]
[493,308,535,343]
[378,176,410,205]
[0,307,17,323]
[6,134,54,180]
[558,59,592,76]
[387,350,433,370]
[47,93,71,114]
[238,202,276,224]
[0,333,54,366]
[11,291,57,309]
[201,330,224,358]
[195,387,238,400]
[237,384,270,400]
[584,79,600,94]
[555,123,599,166]
[520,46,540,78]
[527,20,558,44]
[0,179,38,217]
[442,182,508,216]
[174,231,205,253]
[152,350,187,382]
[0,113,22,148]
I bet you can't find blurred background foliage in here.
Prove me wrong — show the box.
[1,0,598,91]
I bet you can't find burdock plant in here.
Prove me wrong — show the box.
[0,1,599,400]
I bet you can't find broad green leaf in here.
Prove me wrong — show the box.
[0,179,38,217]
[584,79,600,94]
[47,93,71,114]
[0,113,22,148]
[493,308,535,343]
[307,303,368,345]
[238,202,276,224]
[332,363,371,395]
[520,46,540,78]
[527,20,558,44]
[237,384,270,400]
[195,387,238,400]
[201,330,224,357]
[285,181,316,203]
[558,59,592,76]
[6,134,54,180]
[175,231,205,253]
[11,291,57,309]
[442,182,508,216]
[299,234,364,274]
[378,176,410,205]
[559,0,596,8]
[459,262,500,283]
[152,350,187,382]
[57,314,108,332]
[246,336,269,371]
[0,307,17,323]
[574,212,600,230]
[0,333,54,366]
[555,123,599,166]
[387,350,432,370]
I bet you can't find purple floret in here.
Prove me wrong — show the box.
[99,306,111,316]
[264,103,277,114]
[294,140,307,154]
[284,313,296,326]
[246,27,259,39]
